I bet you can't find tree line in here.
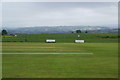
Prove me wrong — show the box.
[76,30,88,33]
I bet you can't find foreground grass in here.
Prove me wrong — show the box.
[2,42,118,78]
[3,42,93,53]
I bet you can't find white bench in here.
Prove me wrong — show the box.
[75,40,85,43]
[46,39,56,43]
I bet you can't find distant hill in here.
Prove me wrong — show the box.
[5,26,118,34]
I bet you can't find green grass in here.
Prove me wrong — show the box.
[2,35,15,38]
[2,42,118,78]
[2,33,118,78]
[2,33,118,43]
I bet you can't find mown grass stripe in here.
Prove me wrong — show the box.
[1,53,94,54]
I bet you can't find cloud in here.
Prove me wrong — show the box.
[2,2,118,28]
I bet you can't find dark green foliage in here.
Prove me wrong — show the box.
[76,30,81,33]
[2,30,8,35]
[85,30,88,33]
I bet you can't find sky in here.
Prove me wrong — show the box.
[2,2,118,28]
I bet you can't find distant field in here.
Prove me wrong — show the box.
[2,33,118,43]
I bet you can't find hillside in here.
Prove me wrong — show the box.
[5,26,118,34]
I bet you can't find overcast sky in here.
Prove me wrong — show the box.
[2,2,118,28]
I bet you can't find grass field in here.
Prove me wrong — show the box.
[2,33,118,43]
[2,33,119,78]
[2,42,118,78]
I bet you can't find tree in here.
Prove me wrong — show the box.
[85,30,88,33]
[71,31,74,33]
[76,30,81,33]
[2,29,8,35]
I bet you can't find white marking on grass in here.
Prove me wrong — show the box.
[1,53,94,54]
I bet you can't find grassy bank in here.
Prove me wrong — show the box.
[2,33,118,43]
